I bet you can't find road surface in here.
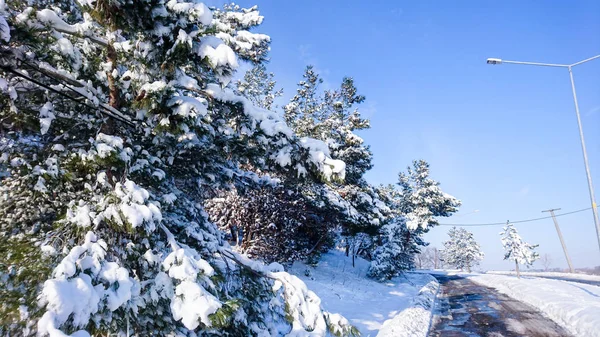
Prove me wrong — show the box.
[429,275,572,337]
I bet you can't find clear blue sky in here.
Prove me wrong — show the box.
[214,0,600,270]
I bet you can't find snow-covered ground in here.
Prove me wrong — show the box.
[486,270,600,282]
[376,278,438,337]
[468,273,600,337]
[288,251,438,337]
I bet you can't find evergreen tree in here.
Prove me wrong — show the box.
[441,227,484,272]
[284,66,386,261]
[283,65,323,136]
[368,162,460,280]
[367,218,418,280]
[284,67,371,185]
[397,160,460,231]
[500,222,539,278]
[236,63,283,110]
[0,2,356,336]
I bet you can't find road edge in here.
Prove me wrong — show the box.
[376,273,440,337]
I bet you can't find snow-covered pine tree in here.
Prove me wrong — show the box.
[500,222,539,278]
[284,66,391,265]
[367,218,419,280]
[283,65,323,137]
[284,67,372,185]
[368,161,460,280]
[441,227,484,272]
[0,2,356,336]
[397,160,460,231]
[236,63,283,110]
[367,184,427,280]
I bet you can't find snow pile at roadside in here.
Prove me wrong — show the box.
[288,250,434,337]
[469,273,600,337]
[376,274,439,337]
[486,270,600,282]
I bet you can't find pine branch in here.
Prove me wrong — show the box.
[52,27,108,48]
[219,249,278,280]
[21,60,84,88]
[0,65,135,127]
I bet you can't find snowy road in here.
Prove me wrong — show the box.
[430,275,572,337]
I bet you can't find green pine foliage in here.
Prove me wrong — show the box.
[0,1,357,336]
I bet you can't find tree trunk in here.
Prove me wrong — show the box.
[515,259,520,278]
[434,249,438,269]
[102,43,119,135]
[101,43,120,184]
[229,225,238,245]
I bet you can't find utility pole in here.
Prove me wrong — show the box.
[542,208,575,273]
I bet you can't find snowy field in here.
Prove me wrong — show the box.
[288,251,438,337]
[468,273,600,337]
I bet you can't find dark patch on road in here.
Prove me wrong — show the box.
[429,275,572,337]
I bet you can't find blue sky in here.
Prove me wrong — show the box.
[216,0,600,270]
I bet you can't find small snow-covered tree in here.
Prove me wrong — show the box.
[441,227,484,272]
[500,222,539,278]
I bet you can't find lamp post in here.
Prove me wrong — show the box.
[487,54,600,253]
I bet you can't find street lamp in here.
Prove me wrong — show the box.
[487,54,600,253]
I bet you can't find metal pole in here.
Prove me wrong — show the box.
[542,208,574,273]
[570,54,600,67]
[502,60,569,68]
[568,67,600,252]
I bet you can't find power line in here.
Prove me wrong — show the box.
[438,207,592,227]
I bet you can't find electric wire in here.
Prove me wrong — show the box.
[438,207,592,227]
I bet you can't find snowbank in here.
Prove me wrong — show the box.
[486,270,600,282]
[376,275,439,337]
[288,251,434,337]
[468,273,600,337]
